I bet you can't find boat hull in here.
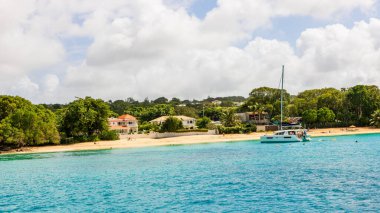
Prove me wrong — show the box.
[260,135,310,143]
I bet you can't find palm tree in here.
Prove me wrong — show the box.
[249,102,261,123]
[221,108,239,127]
[370,110,380,128]
[248,102,266,124]
[256,104,265,123]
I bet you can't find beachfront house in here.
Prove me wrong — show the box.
[108,114,138,134]
[236,111,270,125]
[236,112,276,132]
[150,115,197,129]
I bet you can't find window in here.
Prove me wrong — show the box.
[275,131,285,135]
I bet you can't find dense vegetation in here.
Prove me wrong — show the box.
[1,84,379,150]
[370,110,380,128]
[57,97,118,143]
[160,117,184,132]
[0,96,118,150]
[0,96,60,149]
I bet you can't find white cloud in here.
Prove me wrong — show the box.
[294,18,380,90]
[10,77,39,96]
[202,0,375,44]
[43,74,60,93]
[0,0,379,103]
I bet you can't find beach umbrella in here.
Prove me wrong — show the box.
[349,125,356,128]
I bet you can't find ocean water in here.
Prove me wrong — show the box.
[1,134,380,212]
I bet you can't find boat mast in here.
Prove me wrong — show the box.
[280,65,284,130]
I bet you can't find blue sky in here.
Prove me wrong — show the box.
[189,0,217,19]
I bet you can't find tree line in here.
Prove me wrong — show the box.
[241,85,380,128]
[105,85,380,129]
[1,84,380,150]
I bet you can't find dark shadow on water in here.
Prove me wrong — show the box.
[167,144,185,147]
[225,140,259,144]
[0,153,52,161]
[63,149,112,157]
[0,149,113,161]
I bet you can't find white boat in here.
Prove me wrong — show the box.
[260,128,311,143]
[260,66,311,143]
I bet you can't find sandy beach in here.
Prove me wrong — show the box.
[1,127,380,155]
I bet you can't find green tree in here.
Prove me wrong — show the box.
[302,109,318,126]
[244,87,290,116]
[109,100,130,115]
[221,108,239,127]
[346,85,380,124]
[125,104,175,122]
[141,104,175,122]
[317,89,344,113]
[58,97,112,140]
[293,97,315,115]
[0,102,60,148]
[138,121,159,132]
[160,116,183,132]
[203,107,224,121]
[0,121,25,147]
[124,106,145,118]
[170,97,181,105]
[196,117,211,129]
[317,107,335,124]
[175,106,198,118]
[220,101,234,107]
[248,87,290,105]
[40,103,64,112]
[0,95,32,121]
[153,97,168,104]
[286,104,298,117]
[247,102,266,122]
[370,110,380,128]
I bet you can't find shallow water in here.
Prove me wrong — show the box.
[1,134,380,212]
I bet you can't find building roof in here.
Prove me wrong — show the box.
[108,118,123,122]
[288,117,302,124]
[118,114,137,120]
[150,115,196,123]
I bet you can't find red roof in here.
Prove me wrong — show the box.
[118,114,137,121]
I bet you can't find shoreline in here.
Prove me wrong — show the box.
[1,127,380,156]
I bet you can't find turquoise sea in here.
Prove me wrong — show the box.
[1,134,380,212]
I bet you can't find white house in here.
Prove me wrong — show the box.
[108,114,138,134]
[150,115,197,129]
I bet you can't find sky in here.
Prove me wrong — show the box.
[1,0,380,103]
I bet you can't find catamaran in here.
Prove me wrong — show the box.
[260,66,311,143]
